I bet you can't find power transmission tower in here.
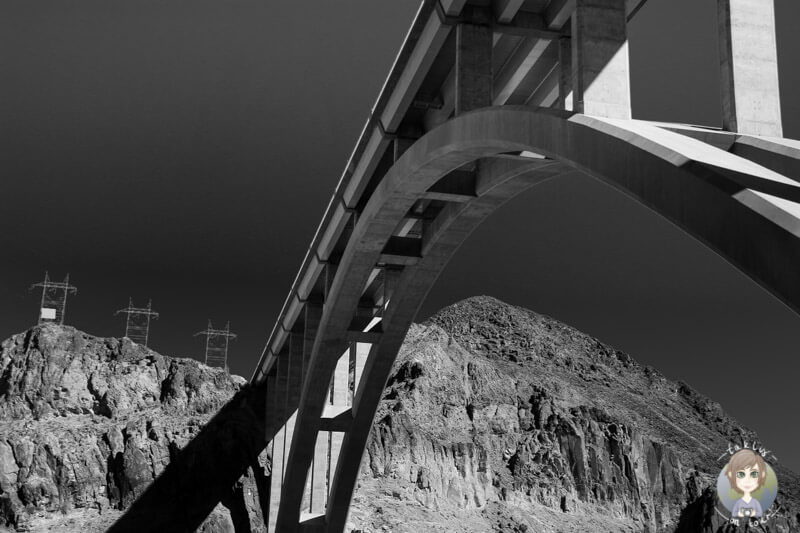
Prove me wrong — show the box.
[31,272,77,325]
[195,320,236,370]
[115,298,159,346]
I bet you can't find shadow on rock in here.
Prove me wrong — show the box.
[675,486,717,533]
[108,383,269,533]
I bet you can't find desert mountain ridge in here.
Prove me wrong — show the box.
[0,295,796,532]
[351,296,799,531]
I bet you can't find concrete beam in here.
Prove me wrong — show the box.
[440,0,468,16]
[653,122,737,152]
[380,236,422,266]
[422,169,477,202]
[493,37,554,105]
[546,0,576,30]
[381,6,453,133]
[718,0,782,137]
[653,123,800,185]
[571,0,631,119]
[494,0,525,23]
[547,0,651,28]
[493,11,564,39]
[319,406,353,432]
[345,330,382,343]
[525,61,560,107]
[732,135,800,183]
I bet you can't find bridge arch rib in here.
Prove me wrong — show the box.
[267,106,800,532]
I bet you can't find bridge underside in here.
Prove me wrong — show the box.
[250,0,797,531]
[111,0,799,531]
[262,105,800,532]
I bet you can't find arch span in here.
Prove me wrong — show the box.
[273,106,800,532]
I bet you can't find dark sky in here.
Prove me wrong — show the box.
[2,1,799,471]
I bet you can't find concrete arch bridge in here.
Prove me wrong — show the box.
[112,0,800,531]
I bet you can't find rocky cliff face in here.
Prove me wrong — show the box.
[0,298,798,532]
[348,296,800,533]
[0,323,261,532]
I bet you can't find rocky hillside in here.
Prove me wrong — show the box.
[348,296,800,532]
[0,297,797,532]
[0,323,260,532]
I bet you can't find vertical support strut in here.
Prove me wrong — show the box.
[284,331,304,492]
[571,0,631,119]
[717,0,782,137]
[350,342,370,407]
[393,137,416,163]
[267,354,289,532]
[309,431,328,516]
[301,303,326,519]
[558,36,573,111]
[455,13,493,115]
[263,367,278,527]
[327,350,349,506]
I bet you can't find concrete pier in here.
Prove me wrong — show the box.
[571,0,631,119]
[267,356,289,533]
[455,20,493,115]
[718,0,782,137]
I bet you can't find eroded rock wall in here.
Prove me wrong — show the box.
[0,324,259,532]
[350,297,799,533]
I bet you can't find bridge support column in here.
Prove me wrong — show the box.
[305,347,350,523]
[571,0,631,119]
[455,12,493,115]
[283,332,304,500]
[301,304,327,519]
[350,342,369,406]
[558,36,573,111]
[309,431,328,515]
[327,350,349,503]
[267,354,289,532]
[718,0,782,137]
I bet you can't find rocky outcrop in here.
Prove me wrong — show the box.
[349,296,800,532]
[0,323,257,532]
[1,298,798,532]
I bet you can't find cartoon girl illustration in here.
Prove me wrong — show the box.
[725,449,768,518]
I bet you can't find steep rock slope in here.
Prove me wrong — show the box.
[0,323,263,532]
[349,296,799,532]
[0,298,797,532]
